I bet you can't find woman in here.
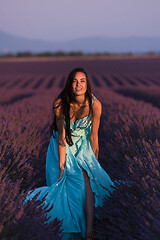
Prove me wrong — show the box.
[25,68,114,240]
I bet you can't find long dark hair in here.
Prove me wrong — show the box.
[50,67,93,146]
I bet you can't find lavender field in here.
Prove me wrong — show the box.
[0,56,160,240]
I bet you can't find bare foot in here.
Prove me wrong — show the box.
[85,233,96,240]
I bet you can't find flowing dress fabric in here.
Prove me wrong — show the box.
[25,97,115,239]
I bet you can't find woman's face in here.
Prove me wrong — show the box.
[72,72,87,96]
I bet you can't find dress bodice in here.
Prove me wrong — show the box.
[66,94,95,138]
[70,115,92,138]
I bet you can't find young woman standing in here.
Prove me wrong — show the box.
[26,68,114,240]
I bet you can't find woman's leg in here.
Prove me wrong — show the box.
[82,170,95,235]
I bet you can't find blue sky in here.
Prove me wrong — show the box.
[0,0,160,42]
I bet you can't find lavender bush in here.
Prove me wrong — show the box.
[95,144,160,240]
[93,89,160,239]
[0,173,62,239]
[0,93,52,189]
[115,86,160,109]
[0,92,63,239]
[97,89,160,180]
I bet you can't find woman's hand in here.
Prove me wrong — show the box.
[58,167,65,181]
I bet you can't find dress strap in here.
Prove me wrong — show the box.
[92,94,95,106]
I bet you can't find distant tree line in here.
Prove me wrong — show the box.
[0,51,159,58]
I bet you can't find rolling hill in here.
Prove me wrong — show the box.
[0,30,160,54]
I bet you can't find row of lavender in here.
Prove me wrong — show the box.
[0,57,160,92]
[0,90,63,239]
[0,57,160,75]
[96,89,160,239]
[1,85,160,239]
[0,73,160,92]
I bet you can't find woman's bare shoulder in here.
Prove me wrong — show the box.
[92,96,102,110]
[92,97,102,117]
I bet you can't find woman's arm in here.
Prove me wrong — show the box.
[54,99,66,181]
[90,98,102,160]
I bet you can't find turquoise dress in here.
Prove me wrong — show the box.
[25,96,114,239]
